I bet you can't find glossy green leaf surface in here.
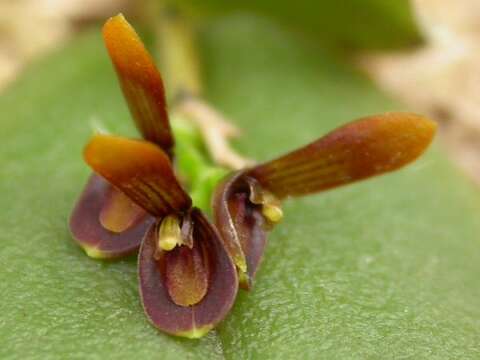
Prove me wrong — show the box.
[1,14,479,359]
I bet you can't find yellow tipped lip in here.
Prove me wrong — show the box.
[175,325,213,339]
[82,244,108,260]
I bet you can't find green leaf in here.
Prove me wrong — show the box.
[1,13,479,359]
[175,0,422,49]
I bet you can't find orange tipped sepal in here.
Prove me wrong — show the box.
[103,14,173,154]
[249,112,437,198]
[84,134,191,217]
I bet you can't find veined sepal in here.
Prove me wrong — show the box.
[83,134,191,217]
[248,112,437,198]
[103,14,174,154]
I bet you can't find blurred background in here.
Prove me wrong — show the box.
[1,0,480,183]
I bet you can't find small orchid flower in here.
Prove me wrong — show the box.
[69,15,237,338]
[213,113,436,289]
[84,134,237,338]
[70,14,173,259]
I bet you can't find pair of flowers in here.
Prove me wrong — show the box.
[70,15,436,338]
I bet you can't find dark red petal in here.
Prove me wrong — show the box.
[84,134,191,217]
[213,171,267,290]
[248,112,437,198]
[139,209,238,338]
[103,14,173,154]
[70,174,155,259]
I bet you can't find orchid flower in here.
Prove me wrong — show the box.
[213,113,436,289]
[69,15,237,338]
[70,14,172,259]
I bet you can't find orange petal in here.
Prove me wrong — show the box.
[84,134,191,217]
[103,14,173,154]
[248,112,437,198]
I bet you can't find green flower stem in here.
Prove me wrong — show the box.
[171,114,229,213]
[145,0,202,101]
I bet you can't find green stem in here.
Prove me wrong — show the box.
[147,1,202,101]
[172,114,228,213]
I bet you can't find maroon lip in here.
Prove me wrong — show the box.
[70,174,155,259]
[138,208,238,337]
